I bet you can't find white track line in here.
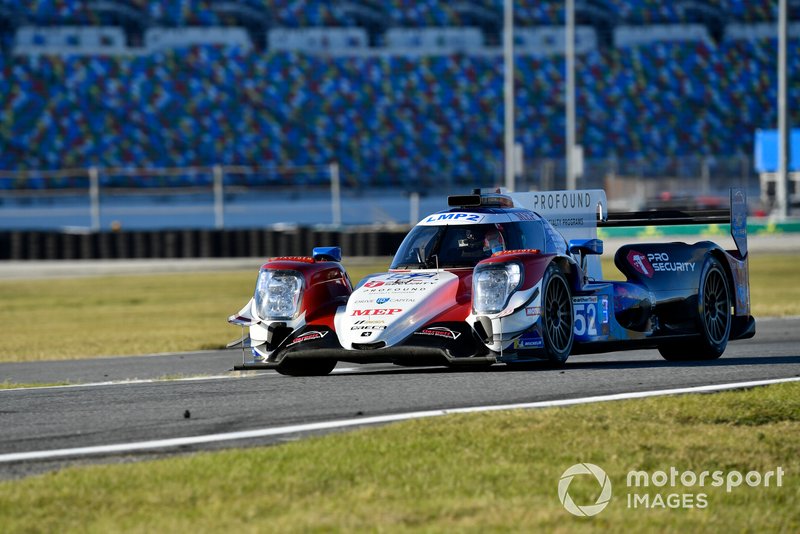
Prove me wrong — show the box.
[1,376,799,464]
[0,374,265,392]
[0,368,363,392]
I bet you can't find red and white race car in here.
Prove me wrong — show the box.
[228,189,754,376]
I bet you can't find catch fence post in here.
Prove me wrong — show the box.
[409,192,419,225]
[330,162,341,227]
[89,166,100,232]
[213,165,224,229]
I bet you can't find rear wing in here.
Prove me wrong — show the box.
[510,188,749,275]
[597,188,748,258]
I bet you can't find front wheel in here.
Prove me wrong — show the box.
[658,256,731,361]
[276,358,337,376]
[541,264,574,364]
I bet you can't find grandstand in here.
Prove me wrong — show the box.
[0,0,798,196]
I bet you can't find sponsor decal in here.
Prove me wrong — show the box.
[360,331,373,337]
[493,249,541,257]
[530,191,593,212]
[387,272,437,280]
[525,306,542,317]
[270,256,315,263]
[514,211,538,221]
[646,252,696,273]
[376,297,391,304]
[351,308,403,316]
[415,327,462,340]
[362,274,438,289]
[628,250,696,277]
[548,217,586,228]
[287,330,328,347]
[514,332,543,349]
[362,286,426,293]
[424,213,484,224]
[350,325,387,331]
[627,250,654,278]
[383,279,438,286]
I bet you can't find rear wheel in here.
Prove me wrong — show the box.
[541,264,574,364]
[276,358,337,376]
[658,257,731,361]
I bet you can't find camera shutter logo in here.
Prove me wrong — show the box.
[558,463,612,517]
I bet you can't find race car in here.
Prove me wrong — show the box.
[228,188,755,376]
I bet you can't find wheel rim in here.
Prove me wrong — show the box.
[703,268,730,345]
[545,276,572,352]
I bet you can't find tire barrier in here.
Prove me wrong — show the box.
[0,228,409,261]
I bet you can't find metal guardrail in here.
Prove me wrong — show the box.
[0,164,343,231]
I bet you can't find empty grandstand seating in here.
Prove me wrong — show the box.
[384,27,485,52]
[515,26,598,56]
[0,1,798,189]
[1,34,798,187]
[145,26,252,51]
[268,27,368,53]
[15,25,128,55]
[2,1,795,27]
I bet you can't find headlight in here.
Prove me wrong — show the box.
[254,269,304,320]
[472,263,522,314]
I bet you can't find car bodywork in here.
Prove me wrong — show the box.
[228,188,755,375]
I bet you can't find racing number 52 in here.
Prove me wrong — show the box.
[573,301,597,336]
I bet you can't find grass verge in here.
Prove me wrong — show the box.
[1,382,798,531]
[0,255,796,362]
[0,380,71,390]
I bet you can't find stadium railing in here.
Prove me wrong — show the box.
[0,163,343,231]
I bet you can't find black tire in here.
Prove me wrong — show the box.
[541,264,574,364]
[276,358,337,376]
[658,257,731,361]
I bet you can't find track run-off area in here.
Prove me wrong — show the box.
[1,316,798,478]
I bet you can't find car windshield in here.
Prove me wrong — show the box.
[390,221,546,269]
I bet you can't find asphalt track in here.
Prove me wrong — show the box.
[1,316,799,479]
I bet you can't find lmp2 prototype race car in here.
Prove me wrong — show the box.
[228,188,755,376]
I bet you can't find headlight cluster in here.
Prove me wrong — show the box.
[254,269,304,320]
[472,263,522,314]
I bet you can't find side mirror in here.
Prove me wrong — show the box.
[568,238,603,256]
[312,246,342,262]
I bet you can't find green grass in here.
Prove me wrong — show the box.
[0,255,796,363]
[1,382,797,532]
[0,263,388,363]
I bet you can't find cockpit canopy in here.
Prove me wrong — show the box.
[391,210,563,269]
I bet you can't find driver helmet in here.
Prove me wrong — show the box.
[483,226,506,254]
